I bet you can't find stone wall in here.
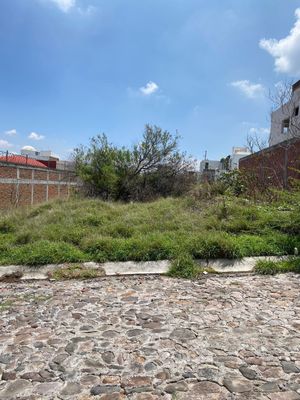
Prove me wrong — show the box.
[0,162,78,210]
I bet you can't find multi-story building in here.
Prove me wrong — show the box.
[269,80,300,146]
[240,80,300,188]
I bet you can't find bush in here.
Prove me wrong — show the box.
[168,254,199,279]
[188,181,227,200]
[0,218,16,233]
[255,257,300,275]
[218,170,247,196]
[74,125,196,201]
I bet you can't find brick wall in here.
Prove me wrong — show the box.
[0,162,78,210]
[239,137,300,188]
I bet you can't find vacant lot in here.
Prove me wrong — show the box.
[0,194,299,266]
[0,274,300,399]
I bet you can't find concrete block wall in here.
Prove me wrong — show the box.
[0,162,78,210]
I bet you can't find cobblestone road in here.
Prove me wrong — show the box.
[0,274,300,399]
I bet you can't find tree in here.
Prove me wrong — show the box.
[74,125,196,201]
[73,134,131,199]
[246,132,268,154]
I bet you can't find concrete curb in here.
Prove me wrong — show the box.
[0,256,291,281]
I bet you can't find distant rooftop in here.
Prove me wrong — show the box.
[0,154,47,168]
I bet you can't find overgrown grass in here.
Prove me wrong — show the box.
[0,192,299,266]
[255,257,300,275]
[168,254,200,279]
[168,254,217,279]
[49,264,105,280]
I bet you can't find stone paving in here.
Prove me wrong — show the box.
[0,274,300,400]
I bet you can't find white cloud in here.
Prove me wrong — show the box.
[0,140,13,149]
[48,0,76,12]
[231,80,265,98]
[4,129,17,136]
[249,127,270,135]
[260,8,300,76]
[139,81,159,96]
[29,132,45,141]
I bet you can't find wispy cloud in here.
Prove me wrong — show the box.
[249,127,270,135]
[4,129,17,136]
[260,8,300,76]
[0,140,13,149]
[42,0,96,15]
[230,80,265,99]
[29,132,45,141]
[139,81,159,96]
[48,0,76,13]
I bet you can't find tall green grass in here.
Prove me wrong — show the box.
[0,193,299,266]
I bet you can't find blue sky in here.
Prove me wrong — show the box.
[1,0,300,160]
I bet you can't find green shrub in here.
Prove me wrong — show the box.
[14,231,34,245]
[255,257,300,275]
[188,182,226,200]
[28,202,53,218]
[0,218,16,233]
[168,254,199,279]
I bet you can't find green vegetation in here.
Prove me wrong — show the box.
[168,254,200,279]
[255,257,300,275]
[0,188,299,267]
[168,254,217,279]
[74,124,195,201]
[49,264,105,280]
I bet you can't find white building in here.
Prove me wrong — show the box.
[230,147,251,169]
[20,146,59,162]
[199,147,250,181]
[20,146,74,170]
[270,80,300,146]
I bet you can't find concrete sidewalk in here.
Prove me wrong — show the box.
[0,256,290,280]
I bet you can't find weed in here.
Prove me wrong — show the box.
[0,240,86,266]
[50,264,105,280]
[255,257,300,275]
[0,193,299,266]
[168,254,200,279]
[0,300,14,311]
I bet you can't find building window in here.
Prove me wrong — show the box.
[204,162,209,170]
[282,118,290,134]
[294,106,299,116]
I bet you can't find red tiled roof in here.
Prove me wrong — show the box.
[0,155,47,168]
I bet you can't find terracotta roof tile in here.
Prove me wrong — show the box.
[0,155,47,168]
